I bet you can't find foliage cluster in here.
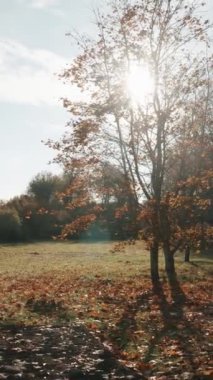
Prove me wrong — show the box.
[0,170,136,242]
[0,173,64,242]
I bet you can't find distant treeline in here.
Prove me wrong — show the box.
[0,170,137,243]
[0,167,212,252]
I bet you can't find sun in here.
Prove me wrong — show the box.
[126,64,154,105]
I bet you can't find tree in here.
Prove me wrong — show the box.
[0,206,21,242]
[47,0,212,282]
[92,162,139,240]
[6,195,36,241]
[28,172,63,206]
[25,172,71,239]
[6,173,69,241]
[163,55,213,261]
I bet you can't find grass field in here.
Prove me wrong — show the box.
[0,241,212,378]
[0,241,150,277]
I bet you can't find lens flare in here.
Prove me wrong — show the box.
[126,64,154,104]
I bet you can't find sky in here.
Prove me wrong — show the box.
[0,0,103,201]
[0,0,212,201]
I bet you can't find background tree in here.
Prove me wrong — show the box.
[92,162,139,240]
[4,173,71,242]
[163,54,213,261]
[26,172,72,240]
[7,195,37,241]
[27,172,63,207]
[0,206,21,242]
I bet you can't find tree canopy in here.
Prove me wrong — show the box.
[46,0,213,281]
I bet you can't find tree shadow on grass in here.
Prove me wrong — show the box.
[144,275,189,359]
[0,323,144,379]
[110,274,212,378]
[188,261,213,275]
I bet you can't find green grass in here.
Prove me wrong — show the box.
[0,241,151,277]
[0,240,211,326]
[1,240,211,277]
[0,241,212,377]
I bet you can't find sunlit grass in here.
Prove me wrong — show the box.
[0,241,212,376]
[0,240,211,279]
[0,241,151,278]
[0,241,212,325]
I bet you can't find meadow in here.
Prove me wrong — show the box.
[0,241,212,379]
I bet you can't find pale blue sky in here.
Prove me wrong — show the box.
[0,0,103,201]
[0,0,212,200]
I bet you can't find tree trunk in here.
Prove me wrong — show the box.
[184,245,191,262]
[163,243,175,277]
[200,222,206,255]
[150,240,160,283]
